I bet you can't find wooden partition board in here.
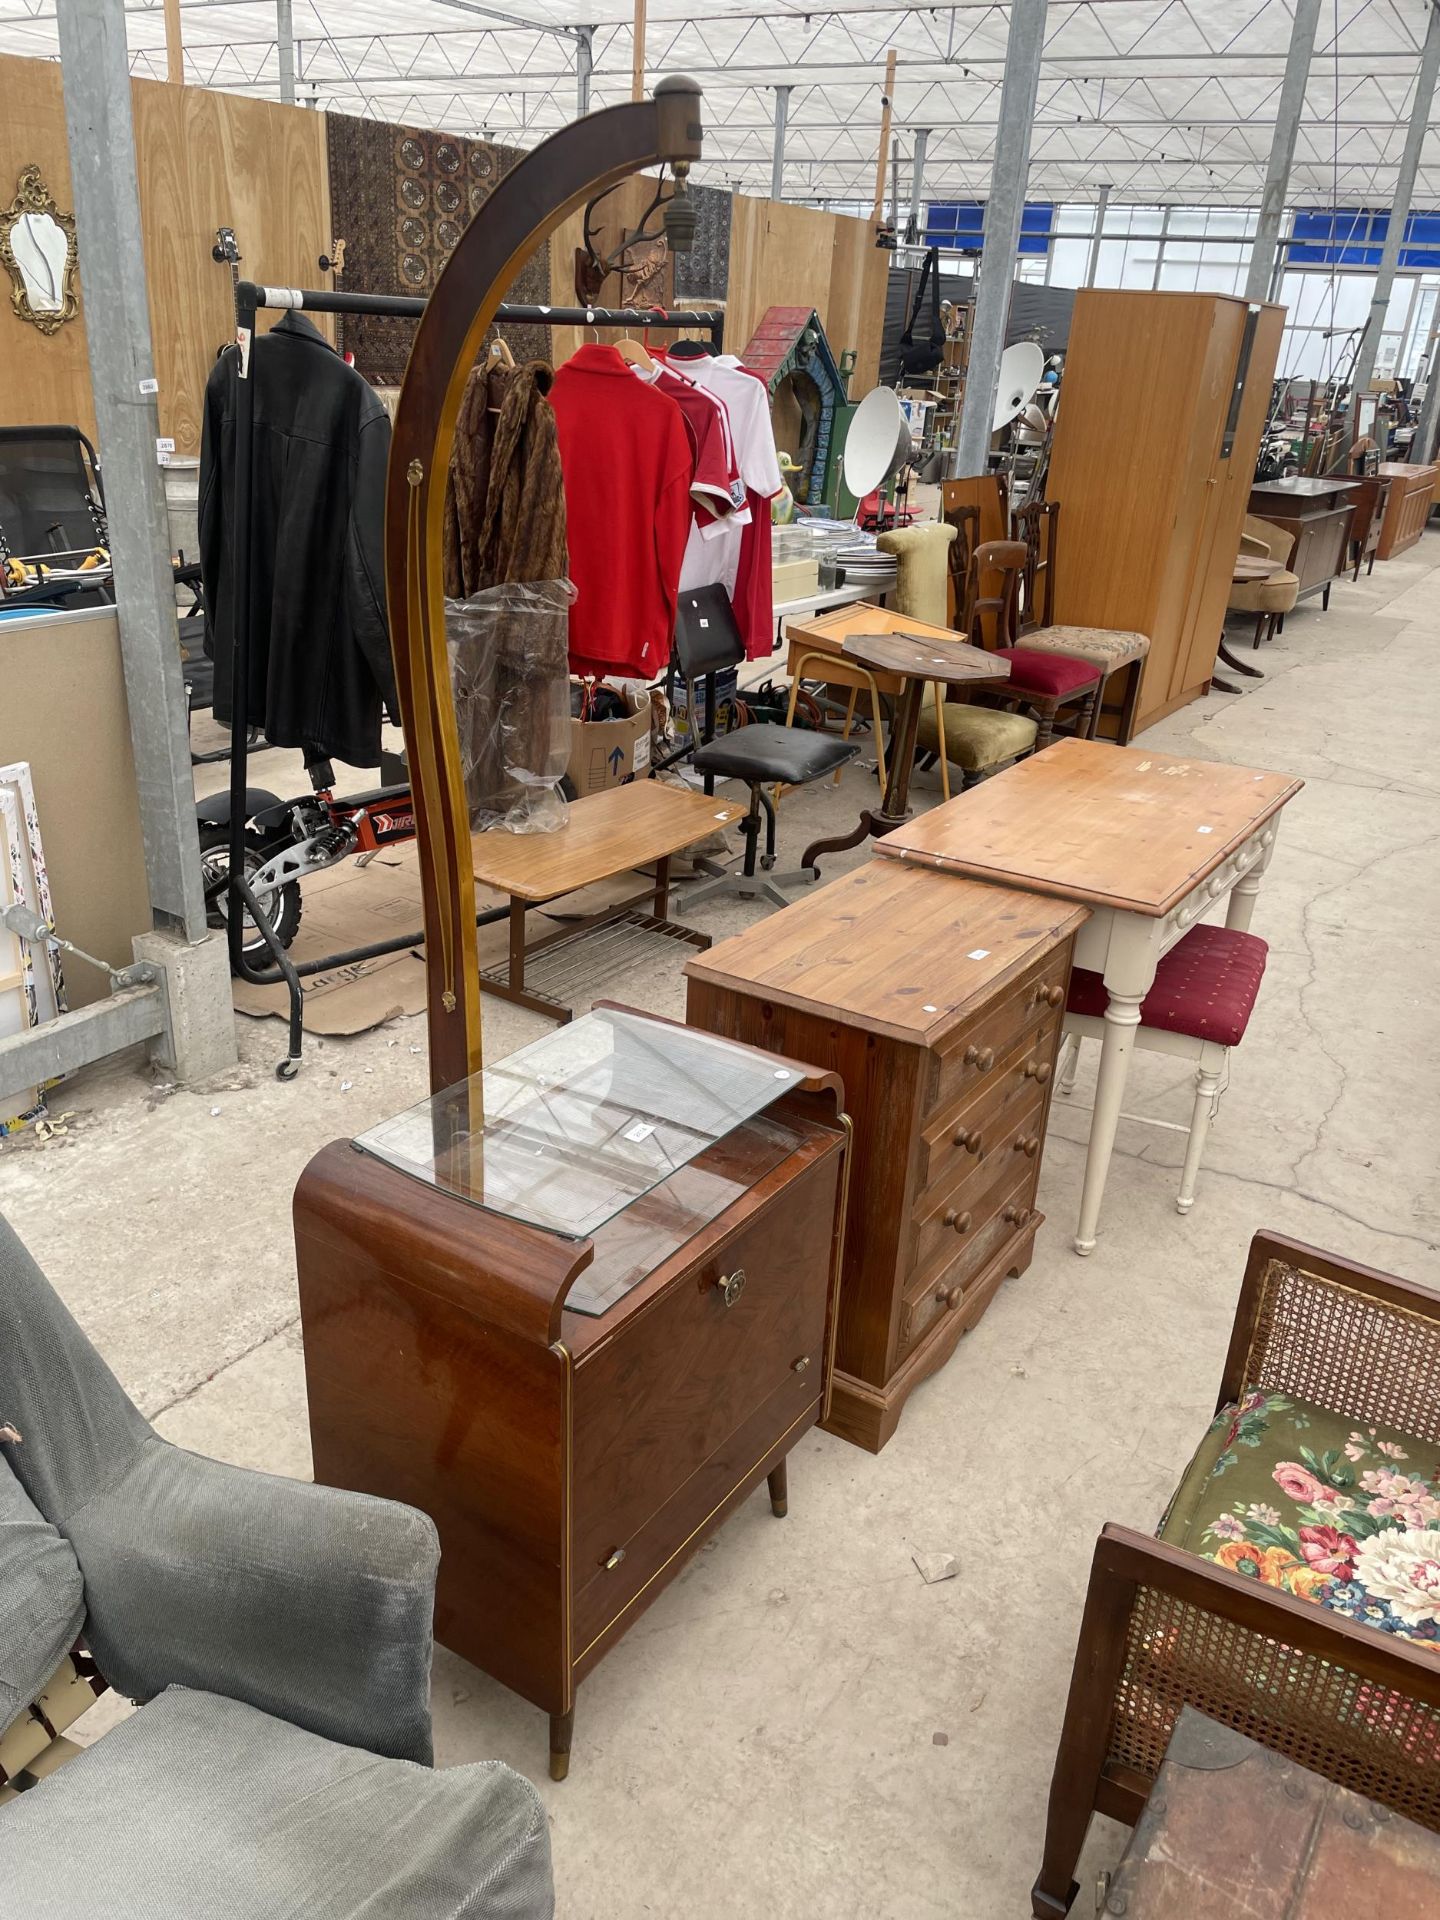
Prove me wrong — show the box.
[0,54,98,444]
[131,78,333,454]
[0,54,331,457]
[726,195,887,395]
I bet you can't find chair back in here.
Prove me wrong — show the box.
[1241,514,1296,568]
[963,539,1026,652]
[1013,498,1058,633]
[673,583,744,683]
[942,501,981,625]
[0,1212,150,1527]
[0,426,108,565]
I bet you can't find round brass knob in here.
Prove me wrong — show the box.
[1003,1204,1032,1227]
[714,1268,746,1308]
[952,1127,984,1154]
[1013,1134,1040,1158]
[964,1044,995,1073]
[943,1208,972,1234]
[1023,1059,1052,1085]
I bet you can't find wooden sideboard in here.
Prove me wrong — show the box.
[294,1009,847,1777]
[1247,476,1358,606]
[1375,460,1438,559]
[685,859,1086,1452]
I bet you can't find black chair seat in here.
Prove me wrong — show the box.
[692,722,857,787]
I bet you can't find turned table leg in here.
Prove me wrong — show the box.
[767,1460,788,1517]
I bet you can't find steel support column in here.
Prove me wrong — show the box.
[1345,0,1440,437]
[1245,0,1320,303]
[907,127,929,243]
[276,0,296,104]
[1084,181,1109,287]
[953,0,1048,476]
[576,25,594,115]
[771,85,790,202]
[56,0,208,942]
[1414,321,1440,464]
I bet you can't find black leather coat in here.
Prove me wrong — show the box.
[199,312,397,767]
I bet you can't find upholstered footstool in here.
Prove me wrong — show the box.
[1015,625,1151,743]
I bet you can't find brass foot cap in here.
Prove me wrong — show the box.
[771,1497,789,1517]
[548,1751,570,1782]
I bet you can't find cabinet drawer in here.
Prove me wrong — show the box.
[909,1090,1044,1282]
[901,1174,1036,1353]
[916,1019,1061,1198]
[570,1146,840,1599]
[926,950,1069,1120]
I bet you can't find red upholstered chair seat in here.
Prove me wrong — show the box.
[1002,647,1102,697]
[1067,923,1269,1048]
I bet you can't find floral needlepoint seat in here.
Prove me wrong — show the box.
[1159,1392,1440,1644]
[1032,1234,1440,1920]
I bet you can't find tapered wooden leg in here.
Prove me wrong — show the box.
[1176,1047,1225,1214]
[549,1708,574,1782]
[1075,987,1144,1256]
[1252,610,1265,649]
[767,1459,788,1517]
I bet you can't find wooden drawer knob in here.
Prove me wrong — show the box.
[1039,983,1064,1009]
[714,1268,746,1308]
[1012,1134,1040,1158]
[952,1126,984,1154]
[964,1045,995,1073]
[935,1284,963,1309]
[943,1208,973,1234]
[1023,1059,1052,1085]
[1003,1204,1033,1228]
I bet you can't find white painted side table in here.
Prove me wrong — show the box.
[876,739,1304,1253]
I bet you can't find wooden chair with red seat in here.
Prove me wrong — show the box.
[1056,921,1269,1215]
[1011,501,1153,744]
[960,539,1105,749]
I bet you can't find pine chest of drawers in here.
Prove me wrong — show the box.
[685,859,1086,1452]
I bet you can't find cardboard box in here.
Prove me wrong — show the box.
[567,688,652,796]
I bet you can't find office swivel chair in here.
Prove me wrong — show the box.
[674,584,858,910]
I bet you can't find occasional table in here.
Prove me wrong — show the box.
[1215,555,1284,690]
[470,782,741,1021]
[875,738,1303,1253]
[799,628,1009,874]
[1095,1707,1440,1917]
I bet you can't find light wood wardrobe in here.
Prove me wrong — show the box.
[1046,289,1285,736]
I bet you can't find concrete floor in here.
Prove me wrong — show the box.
[4,533,1439,1917]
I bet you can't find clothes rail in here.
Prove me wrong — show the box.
[223,280,726,1078]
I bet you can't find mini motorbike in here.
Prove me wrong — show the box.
[195,755,415,969]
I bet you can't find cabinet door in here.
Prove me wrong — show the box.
[570,1146,839,1646]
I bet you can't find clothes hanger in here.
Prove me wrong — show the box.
[486,337,516,370]
[667,336,716,360]
[613,330,655,372]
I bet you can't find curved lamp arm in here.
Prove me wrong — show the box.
[385,80,705,1095]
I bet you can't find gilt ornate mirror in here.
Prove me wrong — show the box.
[1,166,79,335]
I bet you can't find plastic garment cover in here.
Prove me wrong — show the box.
[445,579,575,834]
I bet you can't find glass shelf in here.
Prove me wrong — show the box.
[353,1007,801,1248]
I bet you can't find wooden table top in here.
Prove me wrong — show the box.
[1378,460,1439,478]
[1108,1709,1440,1915]
[685,856,1088,1046]
[471,781,740,903]
[842,630,1009,686]
[1232,556,1283,581]
[875,738,1303,917]
[1250,476,1359,500]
